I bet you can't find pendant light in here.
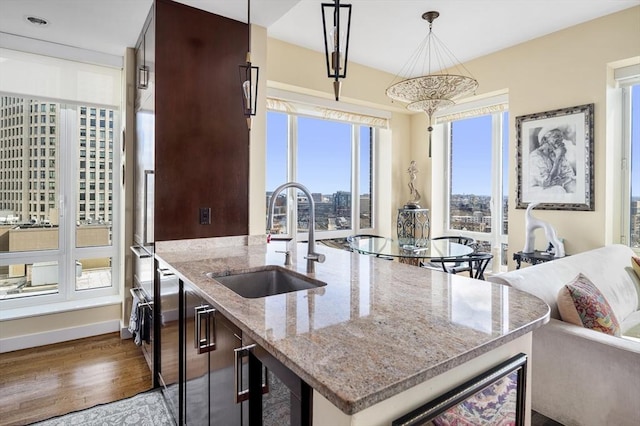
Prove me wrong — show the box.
[385,11,478,155]
[321,0,352,101]
[239,0,259,130]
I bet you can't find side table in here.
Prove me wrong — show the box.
[396,207,430,248]
[513,250,566,269]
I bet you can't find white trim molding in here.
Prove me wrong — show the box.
[0,319,120,353]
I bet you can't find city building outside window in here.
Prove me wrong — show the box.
[0,96,119,306]
[266,106,377,241]
[435,98,509,272]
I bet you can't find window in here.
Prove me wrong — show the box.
[435,98,509,272]
[0,96,120,307]
[618,75,640,250]
[266,105,378,239]
[629,84,640,249]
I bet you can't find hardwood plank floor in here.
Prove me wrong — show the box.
[0,333,152,426]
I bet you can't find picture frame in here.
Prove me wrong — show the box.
[392,353,527,426]
[516,103,594,210]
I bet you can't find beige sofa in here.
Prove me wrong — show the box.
[488,244,640,426]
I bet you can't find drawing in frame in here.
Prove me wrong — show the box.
[516,103,594,210]
[392,353,527,426]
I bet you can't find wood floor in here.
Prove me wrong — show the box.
[0,333,152,426]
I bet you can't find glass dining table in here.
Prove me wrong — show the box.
[347,235,474,266]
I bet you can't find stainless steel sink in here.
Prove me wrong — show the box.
[207,266,326,298]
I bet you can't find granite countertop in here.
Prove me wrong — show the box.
[155,236,550,415]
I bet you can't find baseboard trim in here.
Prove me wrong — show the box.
[0,320,121,353]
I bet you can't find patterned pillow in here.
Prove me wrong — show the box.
[632,256,640,279]
[557,273,621,336]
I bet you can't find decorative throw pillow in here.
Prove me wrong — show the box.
[632,256,640,279]
[557,273,621,336]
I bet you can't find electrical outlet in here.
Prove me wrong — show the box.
[199,207,211,225]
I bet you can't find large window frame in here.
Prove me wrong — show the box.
[0,98,121,312]
[434,97,509,272]
[265,100,383,241]
[615,65,640,252]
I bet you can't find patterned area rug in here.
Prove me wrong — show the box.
[31,389,173,426]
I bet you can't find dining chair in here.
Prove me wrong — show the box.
[431,235,477,247]
[437,252,493,280]
[421,235,477,273]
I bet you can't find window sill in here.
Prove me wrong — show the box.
[0,295,121,321]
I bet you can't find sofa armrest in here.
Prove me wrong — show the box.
[531,318,640,426]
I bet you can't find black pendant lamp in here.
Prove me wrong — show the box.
[321,0,352,101]
[239,0,259,130]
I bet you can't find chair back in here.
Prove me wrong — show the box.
[431,235,477,249]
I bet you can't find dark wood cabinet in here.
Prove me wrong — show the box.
[134,0,249,245]
[156,257,313,425]
[182,281,246,425]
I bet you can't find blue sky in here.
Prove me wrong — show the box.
[266,112,368,195]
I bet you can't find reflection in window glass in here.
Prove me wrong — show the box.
[451,280,492,333]
[76,258,112,290]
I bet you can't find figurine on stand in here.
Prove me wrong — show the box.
[406,160,421,208]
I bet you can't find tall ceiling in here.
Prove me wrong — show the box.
[0,0,638,76]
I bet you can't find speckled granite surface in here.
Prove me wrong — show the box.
[155,237,549,415]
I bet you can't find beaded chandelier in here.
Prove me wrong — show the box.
[386,11,478,151]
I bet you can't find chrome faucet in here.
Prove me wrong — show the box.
[267,182,326,273]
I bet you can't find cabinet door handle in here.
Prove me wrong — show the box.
[156,268,175,277]
[194,305,216,354]
[233,344,269,403]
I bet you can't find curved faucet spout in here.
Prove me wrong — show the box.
[267,182,325,273]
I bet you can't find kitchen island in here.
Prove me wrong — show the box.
[155,236,549,425]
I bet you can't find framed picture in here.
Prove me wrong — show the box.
[516,103,594,210]
[392,353,527,426]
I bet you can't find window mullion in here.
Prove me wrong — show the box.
[443,123,452,233]
[289,114,299,239]
[489,112,503,271]
[620,86,632,245]
[59,105,73,299]
[352,125,360,233]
